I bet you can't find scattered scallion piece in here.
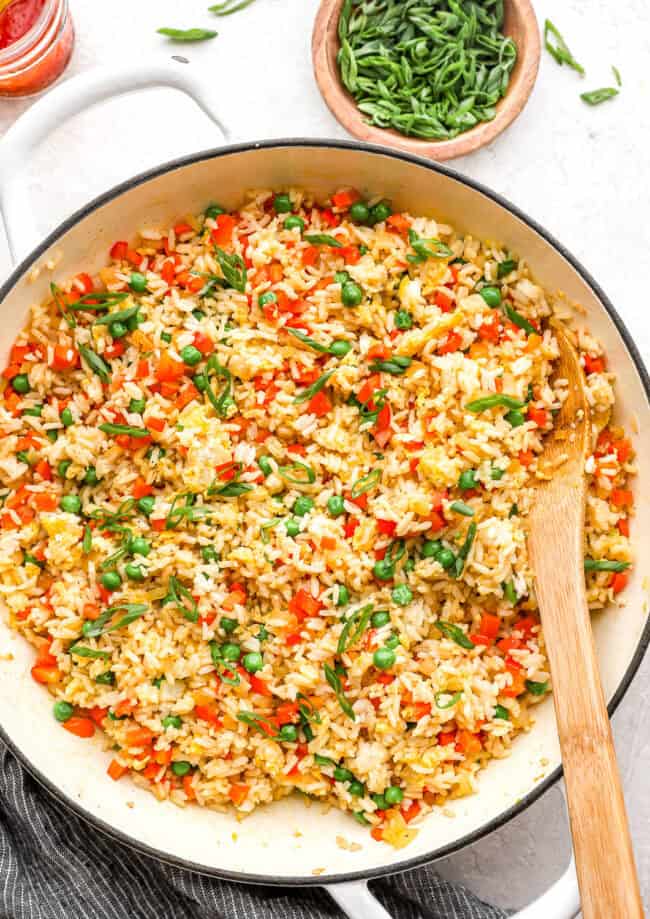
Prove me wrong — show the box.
[525,679,549,696]
[543,19,584,75]
[304,234,342,248]
[584,558,630,573]
[350,469,381,499]
[157,27,218,42]
[466,394,525,413]
[434,620,475,650]
[406,229,452,264]
[294,369,336,405]
[324,663,356,720]
[580,87,619,106]
[209,0,257,14]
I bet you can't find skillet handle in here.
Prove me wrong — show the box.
[326,860,580,918]
[0,58,229,266]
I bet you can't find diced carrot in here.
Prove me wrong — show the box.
[33,492,58,512]
[132,477,153,499]
[288,588,323,622]
[357,373,381,406]
[174,222,193,237]
[370,827,384,842]
[143,762,162,781]
[107,759,127,781]
[160,259,176,285]
[438,730,457,746]
[367,344,391,360]
[479,612,500,639]
[286,443,306,456]
[175,384,199,411]
[63,716,95,738]
[210,214,237,247]
[146,416,166,433]
[229,783,250,806]
[194,704,223,727]
[192,331,214,355]
[306,390,332,417]
[518,450,534,467]
[33,460,52,481]
[497,637,524,653]
[125,727,154,748]
[344,517,359,539]
[182,773,196,799]
[437,331,462,355]
[611,488,633,508]
[248,674,272,697]
[301,245,319,268]
[275,701,300,724]
[515,616,538,637]
[502,667,527,698]
[320,535,337,551]
[377,519,397,536]
[477,316,500,343]
[411,702,432,719]
[320,208,339,228]
[583,354,605,375]
[617,517,630,537]
[73,272,94,295]
[524,333,542,353]
[110,241,129,260]
[346,490,368,511]
[154,747,173,766]
[51,343,79,372]
[527,406,548,427]
[469,634,491,647]
[285,632,303,647]
[31,663,59,684]
[455,730,482,758]
[611,572,628,594]
[428,511,445,533]
[386,213,411,234]
[82,603,101,621]
[340,245,361,265]
[331,188,360,209]
[434,290,454,312]
[105,341,125,360]
[88,706,108,725]
[376,673,395,685]
[401,800,421,823]
[613,439,632,464]
[155,352,185,383]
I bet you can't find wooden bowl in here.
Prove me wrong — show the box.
[312,0,541,161]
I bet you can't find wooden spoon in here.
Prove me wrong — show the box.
[528,324,643,918]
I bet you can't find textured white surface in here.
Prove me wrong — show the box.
[0,0,648,912]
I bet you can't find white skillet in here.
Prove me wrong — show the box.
[0,59,648,919]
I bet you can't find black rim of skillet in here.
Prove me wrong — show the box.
[0,138,648,888]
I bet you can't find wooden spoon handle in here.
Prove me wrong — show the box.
[530,502,643,918]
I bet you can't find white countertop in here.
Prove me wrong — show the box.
[0,0,649,911]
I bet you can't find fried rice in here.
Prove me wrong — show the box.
[0,187,634,848]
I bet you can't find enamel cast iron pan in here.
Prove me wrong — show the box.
[0,60,648,919]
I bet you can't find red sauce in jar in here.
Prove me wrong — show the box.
[0,0,46,50]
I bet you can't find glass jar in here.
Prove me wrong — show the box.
[0,0,74,97]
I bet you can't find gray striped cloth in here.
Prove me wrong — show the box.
[0,742,507,919]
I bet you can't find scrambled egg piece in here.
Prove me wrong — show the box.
[176,404,232,491]
[419,445,463,489]
[41,512,83,569]
[395,310,464,357]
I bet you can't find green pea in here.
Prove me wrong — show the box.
[95,671,115,685]
[372,793,387,810]
[403,557,415,574]
[221,643,241,662]
[242,651,263,673]
[334,271,350,284]
[421,539,442,559]
[205,204,226,219]
[82,466,99,486]
[293,496,314,517]
[349,780,365,797]
[371,610,390,628]
[258,455,273,477]
[341,280,363,307]
[160,332,172,344]
[53,700,74,722]
[193,372,208,392]
[162,715,183,729]
[329,340,352,357]
[60,407,74,427]
[125,563,145,582]
[480,286,501,308]
[349,201,370,224]
[101,570,122,591]
[333,766,354,783]
[368,200,392,225]
[16,450,31,465]
[11,373,30,394]
[335,584,349,607]
[491,466,505,480]
[22,405,43,417]
[459,469,477,490]
[201,545,218,563]
[127,311,141,332]
[327,495,345,517]
[285,518,300,538]
[171,761,192,777]
[395,309,413,330]
[60,494,81,514]
[273,194,292,214]
[391,584,413,606]
[110,321,128,339]
[57,459,71,478]
[136,495,155,516]
[129,398,146,415]
[46,430,59,443]
[258,291,278,308]
[129,537,151,557]
[284,215,304,232]
[129,272,148,293]
[385,633,400,649]
[220,616,238,633]
[373,559,395,581]
[278,724,298,742]
[373,647,396,670]
[505,410,525,428]
[384,785,404,805]
[180,345,202,367]
[437,547,456,570]
[192,309,205,321]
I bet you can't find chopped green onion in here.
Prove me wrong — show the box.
[277,461,316,485]
[294,369,336,405]
[323,663,355,720]
[449,500,474,517]
[434,620,475,650]
[584,558,630,573]
[580,87,619,106]
[350,468,381,499]
[304,234,342,248]
[543,19,584,74]
[466,394,525,413]
[434,691,462,709]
